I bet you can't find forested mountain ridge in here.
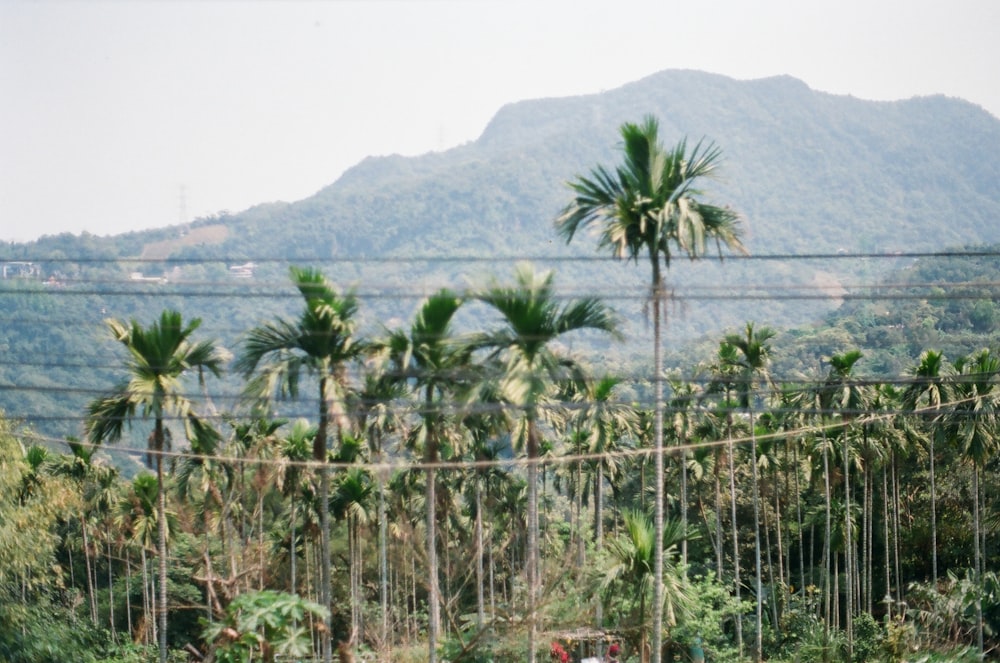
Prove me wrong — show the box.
[6,69,1000,261]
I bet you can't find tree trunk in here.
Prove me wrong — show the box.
[713,451,724,579]
[929,433,938,587]
[107,533,117,641]
[794,442,806,601]
[974,465,984,659]
[882,464,892,620]
[125,548,133,640]
[317,376,333,663]
[651,266,665,663]
[822,430,831,637]
[378,467,389,646]
[81,511,98,625]
[728,438,743,657]
[844,432,853,659]
[155,417,169,663]
[475,480,485,629]
[425,405,441,663]
[526,419,540,663]
[749,404,763,661]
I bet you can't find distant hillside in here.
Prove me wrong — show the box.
[2,69,1000,437]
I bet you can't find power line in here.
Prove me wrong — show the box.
[3,248,999,265]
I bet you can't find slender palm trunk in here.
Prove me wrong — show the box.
[290,493,297,594]
[844,432,853,658]
[892,452,903,606]
[475,479,486,629]
[155,417,168,663]
[82,512,98,624]
[526,419,541,663]
[316,378,333,663]
[107,533,116,640]
[425,405,441,663]
[929,432,938,587]
[319,467,332,659]
[794,442,806,606]
[681,444,689,570]
[728,438,743,657]
[749,405,763,661]
[974,465,984,659]
[822,430,831,636]
[713,452,724,578]
[882,464,892,620]
[140,546,150,644]
[125,548,133,639]
[378,468,390,646]
[651,267,665,663]
[595,460,605,629]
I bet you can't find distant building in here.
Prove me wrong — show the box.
[1,261,41,279]
[228,262,256,278]
[129,272,168,284]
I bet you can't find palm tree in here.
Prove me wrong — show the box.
[275,418,316,597]
[353,368,405,649]
[704,340,747,656]
[53,440,102,625]
[946,349,1000,659]
[558,115,745,663]
[236,267,366,663]
[471,263,619,663]
[87,309,226,663]
[819,349,866,656]
[600,509,690,663]
[332,466,374,641]
[383,288,472,663]
[902,350,951,588]
[174,424,234,622]
[723,323,775,659]
[574,376,639,551]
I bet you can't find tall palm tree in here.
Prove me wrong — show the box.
[705,339,747,656]
[53,440,102,625]
[87,309,225,663]
[383,288,472,663]
[332,466,375,641]
[722,322,775,660]
[574,376,639,551]
[558,115,744,663]
[276,418,317,597]
[236,267,366,663]
[819,349,866,656]
[471,263,619,663]
[902,350,951,588]
[353,367,405,649]
[947,349,1000,659]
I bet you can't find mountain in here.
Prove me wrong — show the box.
[2,69,1000,438]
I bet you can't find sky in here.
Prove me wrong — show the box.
[2,0,998,243]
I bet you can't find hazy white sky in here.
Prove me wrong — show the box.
[2,0,998,242]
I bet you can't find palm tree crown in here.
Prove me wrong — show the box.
[556,115,745,271]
